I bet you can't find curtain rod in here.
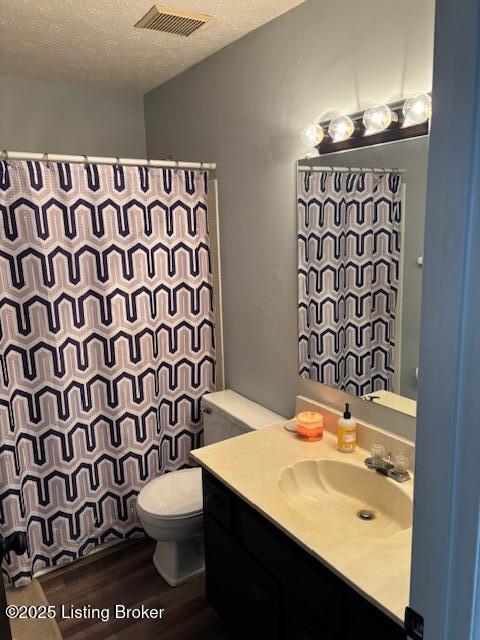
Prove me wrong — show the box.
[297,165,405,174]
[1,151,216,171]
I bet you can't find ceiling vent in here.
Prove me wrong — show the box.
[135,5,212,37]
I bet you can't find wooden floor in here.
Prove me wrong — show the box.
[39,539,232,640]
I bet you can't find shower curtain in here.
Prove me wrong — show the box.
[0,160,215,585]
[298,170,402,395]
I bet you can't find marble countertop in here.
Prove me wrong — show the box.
[191,419,413,626]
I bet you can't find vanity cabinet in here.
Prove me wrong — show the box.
[203,471,406,640]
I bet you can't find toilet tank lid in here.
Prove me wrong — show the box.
[202,390,285,431]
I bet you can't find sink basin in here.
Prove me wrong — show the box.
[278,459,412,538]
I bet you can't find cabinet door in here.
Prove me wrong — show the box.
[283,598,341,640]
[347,593,406,640]
[205,515,281,639]
[236,501,346,635]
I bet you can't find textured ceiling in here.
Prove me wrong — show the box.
[0,0,305,92]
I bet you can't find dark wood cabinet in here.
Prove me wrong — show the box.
[284,598,341,640]
[203,470,406,640]
[347,590,406,640]
[205,516,281,639]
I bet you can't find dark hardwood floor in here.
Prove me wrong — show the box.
[39,539,232,640]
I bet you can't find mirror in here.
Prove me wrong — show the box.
[297,136,429,416]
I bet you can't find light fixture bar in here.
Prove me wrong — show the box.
[303,94,431,155]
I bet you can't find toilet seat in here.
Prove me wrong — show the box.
[137,468,203,519]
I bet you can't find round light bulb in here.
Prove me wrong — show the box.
[301,123,324,148]
[403,93,432,125]
[363,104,394,134]
[328,115,355,143]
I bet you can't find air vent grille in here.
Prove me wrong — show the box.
[135,5,212,37]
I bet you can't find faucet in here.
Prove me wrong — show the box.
[364,444,410,483]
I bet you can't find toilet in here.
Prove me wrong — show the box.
[136,390,284,586]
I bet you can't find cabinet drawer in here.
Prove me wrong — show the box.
[237,503,345,635]
[203,472,232,531]
[205,515,281,639]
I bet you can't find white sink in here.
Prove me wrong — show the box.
[278,459,412,538]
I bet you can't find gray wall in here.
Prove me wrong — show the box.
[144,0,434,439]
[305,137,429,402]
[0,75,146,157]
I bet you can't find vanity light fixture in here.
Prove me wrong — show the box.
[302,92,431,154]
[362,104,398,134]
[403,93,432,126]
[301,123,324,149]
[328,115,355,143]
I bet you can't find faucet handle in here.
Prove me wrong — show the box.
[364,444,394,473]
[371,443,386,460]
[392,454,409,474]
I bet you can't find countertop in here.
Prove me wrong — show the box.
[191,420,413,626]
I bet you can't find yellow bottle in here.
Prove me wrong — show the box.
[337,403,357,453]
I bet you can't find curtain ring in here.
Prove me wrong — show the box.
[115,157,120,166]
[2,150,10,166]
[83,155,89,168]
[42,152,51,169]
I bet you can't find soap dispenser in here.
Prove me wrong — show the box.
[337,403,357,453]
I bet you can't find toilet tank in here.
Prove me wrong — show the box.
[202,390,285,446]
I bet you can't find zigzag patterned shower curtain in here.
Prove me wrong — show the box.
[298,170,402,395]
[0,160,215,585]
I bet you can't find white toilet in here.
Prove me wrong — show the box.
[136,390,284,586]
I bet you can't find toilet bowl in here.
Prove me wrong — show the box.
[136,467,204,587]
[136,390,285,586]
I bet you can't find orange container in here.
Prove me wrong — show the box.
[296,411,324,441]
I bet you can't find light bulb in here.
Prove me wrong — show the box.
[363,104,396,134]
[328,115,355,143]
[301,124,324,148]
[403,93,432,125]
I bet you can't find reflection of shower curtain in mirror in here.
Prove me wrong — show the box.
[298,170,402,395]
[0,160,215,585]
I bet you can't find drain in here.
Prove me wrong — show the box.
[357,509,375,521]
